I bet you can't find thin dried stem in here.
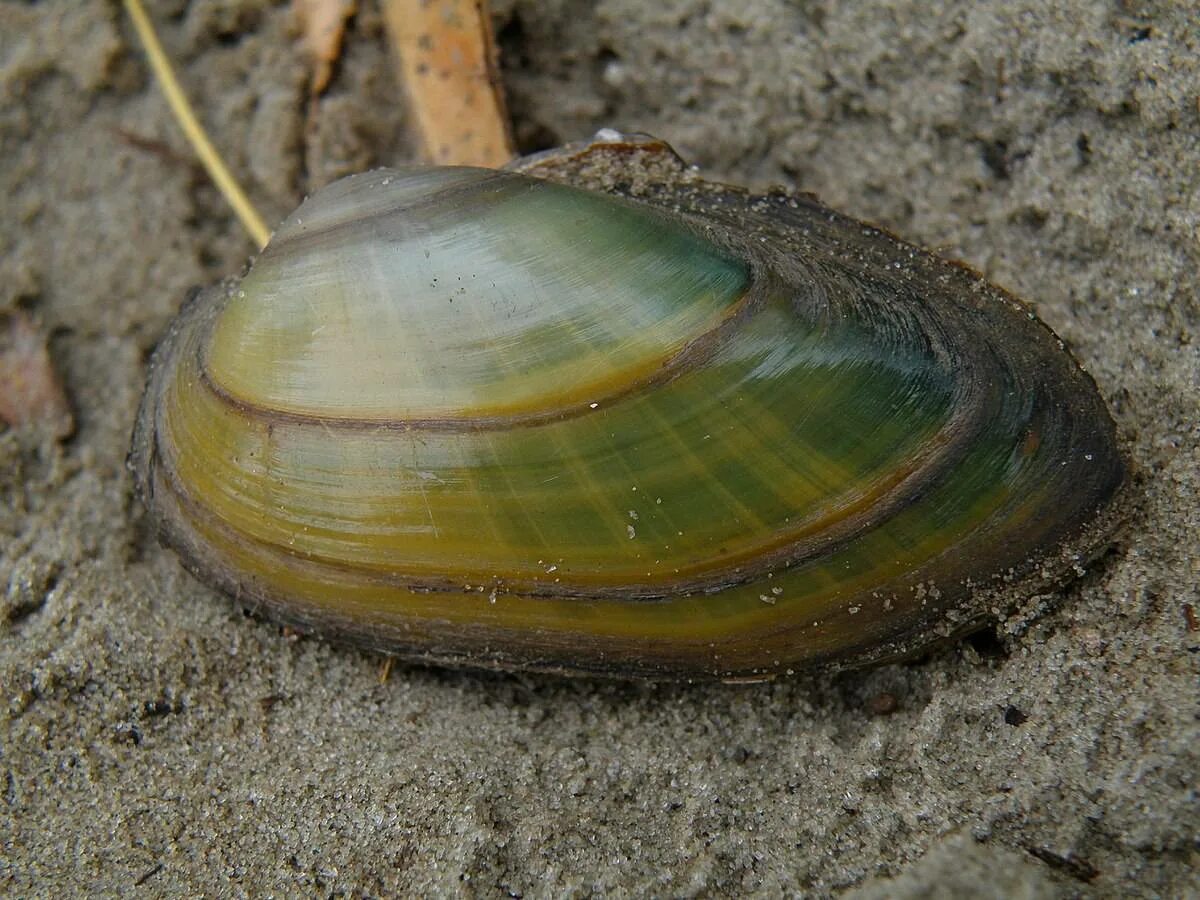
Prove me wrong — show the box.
[122,0,271,248]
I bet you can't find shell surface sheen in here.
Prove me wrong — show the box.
[131,140,1125,680]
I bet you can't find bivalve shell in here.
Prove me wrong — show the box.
[130,137,1126,680]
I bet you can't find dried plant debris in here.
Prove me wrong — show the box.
[382,0,514,166]
[294,0,357,95]
[0,311,72,441]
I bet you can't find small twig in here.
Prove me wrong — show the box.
[122,0,271,248]
[295,0,357,96]
[134,863,164,887]
[382,0,515,167]
[111,126,203,173]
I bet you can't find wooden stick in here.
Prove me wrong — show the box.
[382,0,515,167]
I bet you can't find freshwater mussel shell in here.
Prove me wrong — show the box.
[130,137,1125,681]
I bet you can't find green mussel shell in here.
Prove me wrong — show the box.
[130,138,1125,680]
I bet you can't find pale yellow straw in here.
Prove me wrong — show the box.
[122,0,272,249]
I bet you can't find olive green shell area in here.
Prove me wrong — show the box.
[131,162,1124,680]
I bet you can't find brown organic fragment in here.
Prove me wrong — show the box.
[382,0,514,167]
[294,0,357,95]
[0,310,73,440]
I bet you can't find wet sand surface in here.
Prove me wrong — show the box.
[1,2,1196,895]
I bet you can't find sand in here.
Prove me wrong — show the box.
[1,1,1196,895]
